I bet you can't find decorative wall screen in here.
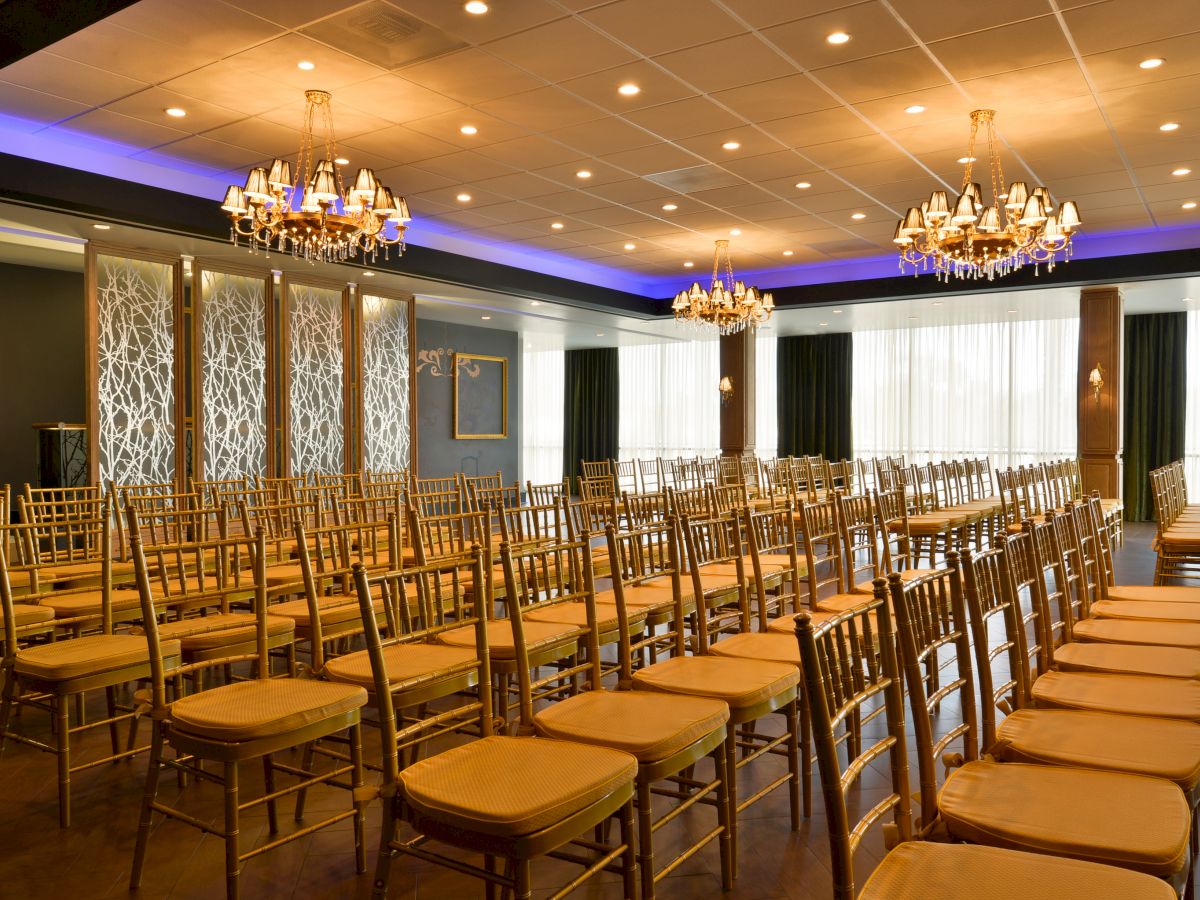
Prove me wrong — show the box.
[96,253,177,486]
[200,270,268,481]
[287,282,345,475]
[361,293,411,471]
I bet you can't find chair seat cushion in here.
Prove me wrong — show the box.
[1053,642,1200,679]
[153,613,295,651]
[859,842,1176,900]
[534,691,728,763]
[1105,585,1200,603]
[699,559,783,580]
[41,559,137,581]
[170,678,365,742]
[595,584,686,611]
[938,760,1190,879]
[1091,599,1200,623]
[993,709,1200,795]
[264,562,336,587]
[765,610,838,634]
[270,595,381,629]
[632,655,799,710]
[709,632,801,667]
[853,569,940,594]
[1,603,56,634]
[816,593,878,615]
[15,634,181,681]
[1072,617,1200,648]
[1032,671,1200,720]
[323,643,478,692]
[40,589,143,619]
[524,601,648,630]
[437,619,578,660]
[400,735,636,837]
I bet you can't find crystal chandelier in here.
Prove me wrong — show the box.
[219,90,411,264]
[672,239,773,335]
[895,109,1081,282]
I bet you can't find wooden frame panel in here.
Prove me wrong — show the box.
[355,285,417,473]
[453,352,508,440]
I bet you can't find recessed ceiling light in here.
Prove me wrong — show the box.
[932,300,943,306]
[909,315,919,321]
[1160,122,1181,132]
[662,203,678,211]
[730,228,742,236]
[1184,201,1198,209]
[1139,57,1165,69]
[334,157,349,165]
[618,83,640,96]
[832,309,842,314]
[850,212,866,220]
[957,156,976,163]
[363,271,375,277]
[596,332,605,337]
[164,107,186,118]
[456,192,472,202]
[576,169,592,179]
[1184,297,1194,303]
[92,223,111,230]
[819,322,828,327]
[530,300,542,306]
[722,140,740,150]
[905,104,926,114]
[1173,167,1192,176]
[480,314,491,320]
[826,31,851,44]
[1007,309,1017,314]
[460,124,478,135]
[623,242,636,250]
[551,221,564,229]
[297,60,315,71]
[683,261,694,268]
[795,181,811,189]
[783,250,794,256]
[465,0,488,13]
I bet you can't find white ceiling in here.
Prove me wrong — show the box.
[0,0,1197,283]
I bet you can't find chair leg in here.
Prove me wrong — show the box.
[370,800,399,900]
[262,754,278,834]
[515,859,532,900]
[105,686,121,758]
[619,798,641,900]
[0,666,15,759]
[724,733,739,880]
[713,746,733,892]
[293,741,316,821]
[130,723,164,889]
[636,776,655,900]
[484,855,498,900]
[55,694,71,828]
[785,702,801,832]
[223,760,241,900]
[349,723,367,874]
[799,689,813,818]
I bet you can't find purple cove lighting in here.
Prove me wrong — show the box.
[2,116,1197,298]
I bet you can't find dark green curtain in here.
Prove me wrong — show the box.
[1122,312,1187,521]
[777,333,853,459]
[563,347,619,489]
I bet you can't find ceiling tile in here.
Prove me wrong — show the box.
[198,117,299,158]
[221,0,362,28]
[558,60,696,114]
[297,2,468,69]
[135,135,263,174]
[460,198,553,222]
[582,0,745,56]
[623,95,746,140]
[576,206,658,227]
[413,150,519,182]
[762,2,916,68]
[760,106,875,147]
[43,21,211,83]
[386,0,567,44]
[928,18,1074,82]
[710,74,839,122]
[340,124,459,164]
[652,32,796,93]
[812,47,950,104]
[373,164,458,194]
[529,190,613,214]
[470,171,562,200]
[229,34,387,91]
[532,159,627,189]
[722,150,818,181]
[1083,36,1200,94]
[1062,0,1200,56]
[588,178,686,203]
[0,54,147,107]
[58,109,190,149]
[888,0,1051,42]
[417,185,511,209]
[718,0,851,29]
[476,134,590,169]
[959,60,1092,108]
[674,128,789,160]
[106,0,283,57]
[259,98,397,144]
[545,117,660,155]
[477,86,605,132]
[403,107,529,149]
[103,87,244,133]
[398,49,544,104]
[161,62,300,116]
[341,75,466,124]
[599,142,704,175]
[484,17,637,81]
[0,83,90,128]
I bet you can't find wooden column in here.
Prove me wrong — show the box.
[719,329,756,457]
[1077,286,1122,497]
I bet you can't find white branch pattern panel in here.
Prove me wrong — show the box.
[288,284,344,475]
[97,254,175,486]
[201,271,267,481]
[361,294,411,471]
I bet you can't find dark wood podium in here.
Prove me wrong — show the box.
[33,423,88,489]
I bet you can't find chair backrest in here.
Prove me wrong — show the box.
[16,493,111,568]
[741,504,802,628]
[606,518,686,658]
[525,479,568,507]
[665,484,709,519]
[622,490,668,527]
[834,491,880,591]
[469,482,521,513]
[579,459,612,484]
[679,512,749,642]
[636,458,662,493]
[794,597,912,900]
[873,488,915,576]
[612,459,638,495]
[495,500,561,546]
[706,483,748,517]
[797,498,846,604]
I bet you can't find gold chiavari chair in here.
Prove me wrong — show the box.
[677,511,750,642]
[495,497,561,548]
[109,479,182,558]
[740,503,806,626]
[761,498,851,632]
[128,526,367,900]
[886,567,1193,896]
[461,469,504,498]
[664,484,708,519]
[18,492,135,591]
[622,489,669,529]
[525,478,568,507]
[795,599,1176,900]
[613,458,639,495]
[637,457,662,493]
[1152,461,1200,584]
[189,476,250,510]
[295,481,350,526]
[257,473,308,499]
[239,497,322,587]
[579,458,612,486]
[469,481,522,513]
[893,464,964,566]
[352,545,640,900]
[0,515,179,827]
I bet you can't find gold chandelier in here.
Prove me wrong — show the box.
[220,90,410,264]
[672,239,773,335]
[895,109,1081,282]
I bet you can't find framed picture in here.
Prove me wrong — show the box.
[453,352,508,439]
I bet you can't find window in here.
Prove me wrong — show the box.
[520,348,564,486]
[851,316,1079,469]
[1186,310,1200,490]
[619,341,720,459]
[755,333,777,457]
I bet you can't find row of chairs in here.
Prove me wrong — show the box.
[1152,461,1200,584]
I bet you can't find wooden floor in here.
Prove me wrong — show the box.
[0,522,1186,900]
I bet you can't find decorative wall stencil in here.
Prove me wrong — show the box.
[287,282,345,475]
[96,254,176,486]
[416,347,480,378]
[453,353,507,439]
[200,270,268,481]
[361,293,411,471]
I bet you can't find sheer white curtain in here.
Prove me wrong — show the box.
[520,348,564,485]
[619,341,720,459]
[1186,310,1200,490]
[852,317,1078,469]
[755,333,778,458]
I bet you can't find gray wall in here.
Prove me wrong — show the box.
[415,318,520,483]
[0,261,85,494]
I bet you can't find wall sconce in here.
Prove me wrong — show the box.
[718,375,734,405]
[1088,362,1104,405]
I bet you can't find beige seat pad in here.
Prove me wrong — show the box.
[993,708,1200,794]
[1091,599,1200,622]
[525,600,648,630]
[759,553,805,575]
[815,592,879,615]
[1032,671,1200,720]
[1053,642,1200,679]
[400,735,636,837]
[154,613,295,651]
[437,619,578,660]
[324,642,477,691]
[709,632,801,667]
[265,562,338,587]
[1072,617,1200,648]
[594,584,687,611]
[170,678,366,742]
[535,691,728,763]
[270,595,380,629]
[41,559,136,580]
[699,559,782,580]
[1105,585,1200,603]
[853,569,940,594]
[765,610,838,634]
[632,655,799,709]
[3,603,58,633]
[39,588,143,618]
[939,760,1189,879]
[16,634,181,681]
[860,841,1176,900]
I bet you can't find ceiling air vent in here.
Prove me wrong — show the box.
[300,2,466,69]
[644,165,743,194]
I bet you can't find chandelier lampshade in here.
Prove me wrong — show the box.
[220,90,410,264]
[895,109,1080,281]
[672,239,773,335]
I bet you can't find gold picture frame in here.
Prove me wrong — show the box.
[452,352,508,439]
